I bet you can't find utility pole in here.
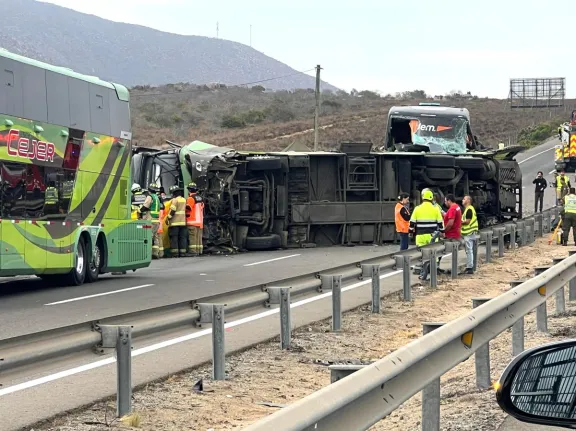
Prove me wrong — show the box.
[313,64,322,152]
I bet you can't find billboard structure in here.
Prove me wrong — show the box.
[509,77,565,108]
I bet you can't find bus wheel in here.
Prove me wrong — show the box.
[86,238,104,283]
[64,236,87,286]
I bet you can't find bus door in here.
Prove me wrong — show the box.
[0,161,28,271]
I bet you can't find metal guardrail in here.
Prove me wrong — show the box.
[242,211,573,431]
[0,207,560,419]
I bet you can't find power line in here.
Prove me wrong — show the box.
[130,67,316,99]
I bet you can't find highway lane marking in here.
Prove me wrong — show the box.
[3,256,450,397]
[517,147,555,165]
[44,284,155,306]
[243,254,301,267]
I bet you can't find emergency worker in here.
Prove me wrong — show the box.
[165,185,189,257]
[556,170,571,205]
[139,183,163,259]
[43,181,59,215]
[60,178,74,214]
[559,125,563,140]
[461,195,478,274]
[131,183,145,220]
[561,188,576,246]
[186,182,204,256]
[409,189,444,280]
[395,193,410,251]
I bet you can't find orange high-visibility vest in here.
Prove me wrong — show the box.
[186,196,197,226]
[194,201,204,229]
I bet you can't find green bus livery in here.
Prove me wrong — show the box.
[0,48,151,285]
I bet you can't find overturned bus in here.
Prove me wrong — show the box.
[131,104,524,252]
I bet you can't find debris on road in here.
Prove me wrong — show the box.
[32,238,573,431]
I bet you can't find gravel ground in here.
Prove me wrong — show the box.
[31,238,575,431]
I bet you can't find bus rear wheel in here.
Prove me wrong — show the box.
[86,238,104,283]
[64,236,87,286]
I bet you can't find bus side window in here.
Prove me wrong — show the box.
[0,162,27,219]
[63,138,81,171]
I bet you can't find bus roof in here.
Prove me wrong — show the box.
[0,48,130,102]
[388,105,470,121]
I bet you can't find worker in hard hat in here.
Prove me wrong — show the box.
[409,189,444,280]
[131,183,145,220]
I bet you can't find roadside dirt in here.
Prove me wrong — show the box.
[34,238,576,431]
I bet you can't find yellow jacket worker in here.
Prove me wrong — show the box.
[409,189,444,247]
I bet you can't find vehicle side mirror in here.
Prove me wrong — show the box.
[496,340,576,429]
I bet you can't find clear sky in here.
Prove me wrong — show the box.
[39,0,572,98]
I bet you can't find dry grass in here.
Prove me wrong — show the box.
[33,238,575,431]
[129,84,576,151]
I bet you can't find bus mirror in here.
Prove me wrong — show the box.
[60,130,69,137]
[495,340,576,428]
[92,137,101,144]
[34,125,44,133]
[4,119,13,126]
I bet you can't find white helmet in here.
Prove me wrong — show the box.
[131,183,142,192]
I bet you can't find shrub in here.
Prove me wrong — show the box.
[221,114,246,128]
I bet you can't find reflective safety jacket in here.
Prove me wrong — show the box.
[565,194,576,214]
[557,175,571,191]
[409,201,444,236]
[461,205,478,236]
[44,187,59,205]
[394,202,410,233]
[186,193,204,227]
[167,196,187,226]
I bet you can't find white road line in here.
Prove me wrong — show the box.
[518,147,555,165]
[243,254,301,267]
[44,284,155,306]
[0,264,420,397]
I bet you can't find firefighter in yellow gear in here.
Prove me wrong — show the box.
[165,185,189,258]
[410,189,444,280]
[556,171,571,205]
[131,183,145,220]
[43,182,59,215]
[139,183,164,259]
[561,188,576,246]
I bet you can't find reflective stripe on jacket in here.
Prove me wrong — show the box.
[409,201,444,236]
[461,205,478,236]
[565,194,576,214]
[168,196,187,226]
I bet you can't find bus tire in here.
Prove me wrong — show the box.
[86,237,105,283]
[65,236,87,286]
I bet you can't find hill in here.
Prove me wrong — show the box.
[1,0,335,91]
[129,84,575,151]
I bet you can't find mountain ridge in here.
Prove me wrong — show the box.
[0,0,337,91]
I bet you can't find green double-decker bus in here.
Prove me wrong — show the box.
[0,48,151,285]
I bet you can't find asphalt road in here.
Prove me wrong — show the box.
[0,137,560,341]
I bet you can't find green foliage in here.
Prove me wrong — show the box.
[518,121,557,148]
[264,102,295,122]
[251,85,265,93]
[221,114,246,128]
[358,90,381,99]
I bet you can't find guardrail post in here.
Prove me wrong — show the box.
[331,275,342,331]
[552,258,567,314]
[429,249,438,288]
[267,287,292,349]
[516,221,526,247]
[525,219,535,244]
[361,264,381,313]
[481,231,493,263]
[98,325,133,417]
[495,228,505,258]
[535,213,543,237]
[533,267,549,333]
[212,304,226,379]
[445,241,459,279]
[472,298,492,389]
[570,251,576,301]
[421,322,444,431]
[510,224,517,250]
[394,255,412,301]
[542,212,550,235]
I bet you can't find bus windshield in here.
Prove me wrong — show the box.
[408,116,468,153]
